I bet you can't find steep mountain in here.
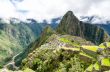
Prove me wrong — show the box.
[57,11,110,45]
[0,18,44,68]
[80,16,110,35]
[96,24,110,35]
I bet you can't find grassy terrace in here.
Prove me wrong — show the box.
[94,62,100,71]
[106,42,110,47]
[85,62,100,71]
[85,64,93,72]
[80,52,94,59]
[99,42,110,48]
[101,58,110,67]
[59,38,80,47]
[61,47,80,51]
[81,46,99,52]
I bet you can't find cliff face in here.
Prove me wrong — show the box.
[96,24,110,35]
[57,11,110,44]
[57,11,81,36]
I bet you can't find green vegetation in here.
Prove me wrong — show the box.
[20,34,94,72]
[59,38,80,47]
[81,46,98,52]
[85,64,93,72]
[101,58,110,67]
[21,33,110,72]
[22,48,85,72]
[79,52,94,60]
[99,42,110,48]
[94,62,100,71]
[0,21,43,67]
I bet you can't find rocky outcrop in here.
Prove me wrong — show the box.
[57,11,110,45]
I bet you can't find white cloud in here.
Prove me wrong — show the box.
[0,0,110,22]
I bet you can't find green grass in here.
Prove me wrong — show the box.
[101,58,110,67]
[106,42,110,47]
[59,38,80,47]
[79,52,94,59]
[61,47,80,51]
[59,38,71,43]
[85,62,100,71]
[85,64,93,71]
[99,42,110,49]
[94,62,100,71]
[82,46,99,52]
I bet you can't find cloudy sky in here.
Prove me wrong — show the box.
[0,0,110,22]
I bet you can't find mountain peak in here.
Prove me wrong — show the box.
[64,11,79,21]
[65,11,73,16]
[57,11,80,35]
[57,11,110,44]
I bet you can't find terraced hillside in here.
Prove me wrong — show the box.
[21,34,110,72]
[21,34,94,72]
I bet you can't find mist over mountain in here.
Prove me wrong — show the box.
[80,16,110,35]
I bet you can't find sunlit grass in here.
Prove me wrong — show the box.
[94,62,100,71]
[85,64,93,72]
[82,46,99,52]
[79,52,94,59]
[101,58,110,67]
[61,47,80,51]
[99,42,110,48]
[59,38,80,47]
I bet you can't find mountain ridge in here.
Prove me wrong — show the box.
[57,11,110,45]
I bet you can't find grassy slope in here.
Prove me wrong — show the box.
[0,22,43,68]
[21,34,94,72]
[21,33,110,72]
